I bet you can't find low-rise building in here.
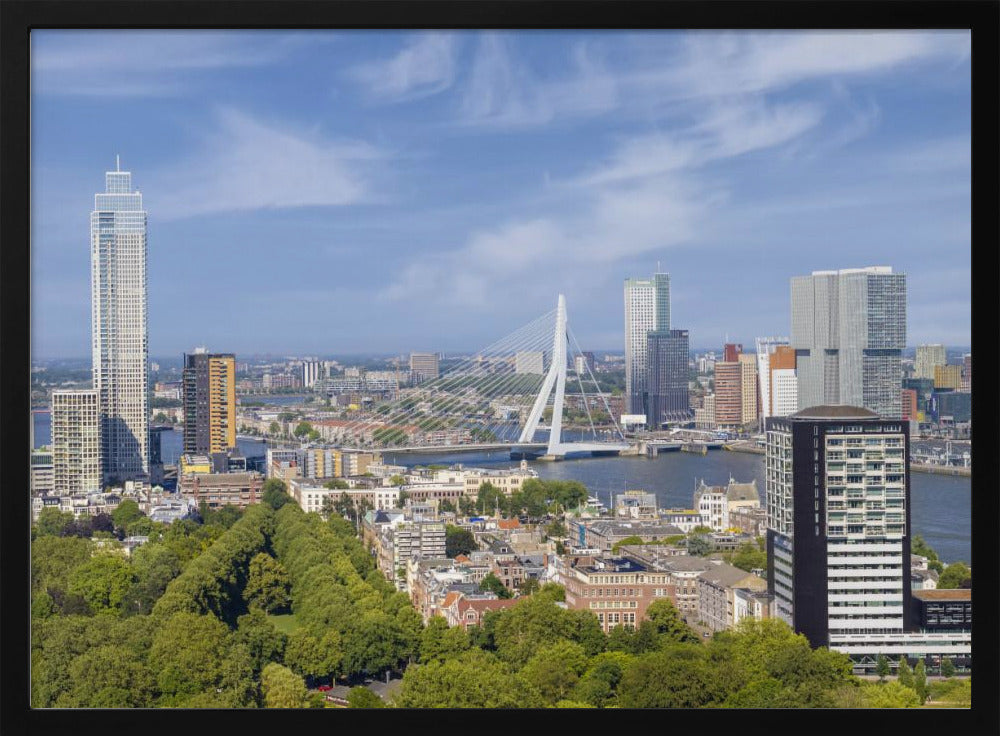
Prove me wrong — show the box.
[910,589,972,631]
[567,518,686,552]
[693,478,760,532]
[617,548,714,615]
[696,562,767,632]
[178,471,263,509]
[563,555,666,632]
[614,491,658,519]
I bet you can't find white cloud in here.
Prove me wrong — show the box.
[151,108,387,218]
[348,33,459,102]
[32,30,306,97]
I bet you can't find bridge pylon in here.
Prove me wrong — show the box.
[518,294,568,455]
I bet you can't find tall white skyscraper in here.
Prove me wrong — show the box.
[91,159,149,482]
[624,271,670,415]
[791,267,906,420]
[755,336,790,421]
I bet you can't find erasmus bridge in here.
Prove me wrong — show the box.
[332,295,630,460]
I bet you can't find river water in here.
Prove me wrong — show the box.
[32,412,971,565]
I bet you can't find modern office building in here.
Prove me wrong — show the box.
[52,389,102,495]
[765,405,969,671]
[182,349,236,455]
[30,449,55,496]
[91,159,149,482]
[714,343,743,429]
[738,353,759,428]
[409,352,440,383]
[514,351,545,375]
[755,337,791,421]
[624,271,670,415]
[933,364,961,391]
[791,267,906,419]
[914,344,947,381]
[961,353,971,392]
[645,329,690,428]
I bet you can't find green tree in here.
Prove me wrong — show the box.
[244,553,291,612]
[389,474,406,487]
[125,543,182,615]
[62,643,157,708]
[111,499,144,531]
[459,496,476,516]
[611,535,645,553]
[571,651,634,707]
[235,608,287,674]
[937,561,971,589]
[324,478,350,490]
[347,686,385,708]
[727,541,768,572]
[67,553,133,616]
[261,662,309,708]
[645,599,699,645]
[419,616,470,664]
[545,519,568,539]
[860,680,921,708]
[875,653,890,681]
[686,534,712,556]
[617,646,730,708]
[518,578,541,596]
[439,499,456,513]
[149,612,255,706]
[537,582,566,602]
[913,659,928,704]
[521,640,589,704]
[897,657,914,688]
[392,650,543,708]
[479,572,513,599]
[269,421,281,435]
[262,478,292,510]
[940,657,955,678]
[284,627,343,682]
[35,507,76,537]
[476,482,505,516]
[31,534,92,594]
[445,525,477,558]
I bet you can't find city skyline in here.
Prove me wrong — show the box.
[32,30,971,358]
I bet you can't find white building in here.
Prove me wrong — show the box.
[301,361,322,388]
[91,159,149,481]
[624,272,670,415]
[771,369,798,417]
[52,389,102,495]
[914,344,947,380]
[754,337,790,421]
[694,478,760,532]
[31,449,55,495]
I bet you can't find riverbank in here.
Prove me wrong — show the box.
[724,442,971,477]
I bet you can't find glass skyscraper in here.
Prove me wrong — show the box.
[646,329,690,428]
[91,159,149,482]
[791,267,906,420]
[624,271,670,416]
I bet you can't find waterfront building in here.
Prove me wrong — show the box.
[624,271,671,415]
[764,404,970,672]
[791,267,906,419]
[694,478,760,532]
[52,389,102,495]
[182,349,236,455]
[409,352,440,383]
[645,329,691,428]
[914,344,947,380]
[738,353,759,428]
[514,351,546,375]
[771,365,799,418]
[933,364,961,390]
[91,159,149,482]
[755,337,791,421]
[694,393,716,430]
[714,348,743,429]
[933,391,971,424]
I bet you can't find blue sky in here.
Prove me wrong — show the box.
[31,30,971,358]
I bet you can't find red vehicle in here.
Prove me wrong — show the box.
[317,685,333,692]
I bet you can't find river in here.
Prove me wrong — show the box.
[31,412,971,565]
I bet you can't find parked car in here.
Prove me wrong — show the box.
[317,685,333,692]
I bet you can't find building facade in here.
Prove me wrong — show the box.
[52,389,102,495]
[933,364,961,390]
[91,160,149,481]
[791,267,906,419]
[514,351,546,375]
[645,329,690,428]
[914,344,947,380]
[183,350,236,455]
[409,352,440,383]
[624,272,670,415]
[755,337,790,421]
[714,359,743,429]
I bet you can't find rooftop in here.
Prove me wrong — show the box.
[912,588,971,601]
[788,405,881,420]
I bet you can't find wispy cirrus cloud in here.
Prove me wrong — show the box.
[32,30,308,97]
[347,33,459,102]
[151,107,388,218]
